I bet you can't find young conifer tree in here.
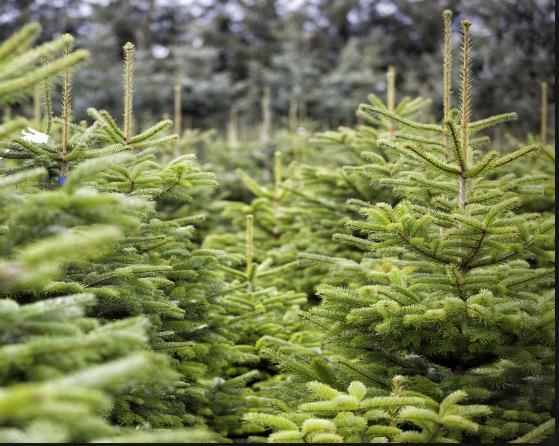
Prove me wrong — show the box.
[0,40,164,443]
[285,67,432,293]
[245,375,492,443]
[203,211,321,437]
[217,213,316,349]
[0,154,199,442]
[0,33,232,441]
[203,150,315,293]
[286,11,554,443]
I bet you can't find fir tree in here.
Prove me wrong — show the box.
[203,151,308,290]
[203,212,320,437]
[289,11,555,442]
[0,33,231,440]
[0,157,192,442]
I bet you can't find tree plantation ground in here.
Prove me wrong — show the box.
[0,7,555,444]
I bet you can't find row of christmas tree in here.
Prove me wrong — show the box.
[0,10,554,443]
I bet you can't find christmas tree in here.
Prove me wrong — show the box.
[1,35,231,441]
[245,10,555,444]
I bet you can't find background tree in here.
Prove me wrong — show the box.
[0,0,553,137]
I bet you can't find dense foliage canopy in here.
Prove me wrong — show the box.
[0,4,555,444]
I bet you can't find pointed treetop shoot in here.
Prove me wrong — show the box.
[123,42,135,142]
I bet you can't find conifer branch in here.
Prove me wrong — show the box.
[396,133,444,147]
[387,66,396,113]
[359,104,445,134]
[445,120,465,170]
[493,144,540,167]
[457,20,473,210]
[0,23,40,62]
[236,168,274,199]
[459,20,472,168]
[283,186,346,214]
[99,110,125,140]
[0,167,46,188]
[0,33,74,79]
[0,49,88,99]
[257,261,299,278]
[33,85,40,128]
[335,358,388,388]
[129,119,172,144]
[464,151,498,177]
[41,56,53,133]
[0,117,28,140]
[509,418,555,443]
[468,112,517,133]
[378,138,461,175]
[396,231,452,264]
[131,136,180,151]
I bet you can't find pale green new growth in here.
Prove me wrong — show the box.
[245,377,490,443]
[61,35,73,178]
[122,42,135,142]
[0,25,88,103]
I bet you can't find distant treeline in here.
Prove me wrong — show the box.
[0,0,554,136]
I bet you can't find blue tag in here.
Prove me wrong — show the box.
[58,176,67,185]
